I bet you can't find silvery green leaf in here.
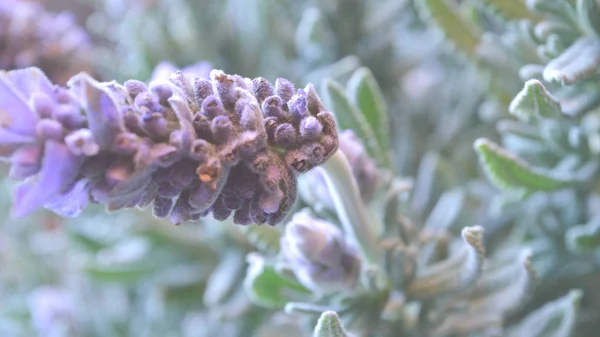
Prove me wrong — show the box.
[406,226,485,299]
[483,0,539,20]
[295,7,332,62]
[466,249,537,314]
[543,38,600,85]
[566,216,600,253]
[509,79,562,121]
[312,311,350,337]
[381,238,417,290]
[416,0,481,57]
[423,188,465,231]
[203,250,246,307]
[474,138,576,194]
[321,79,383,164]
[410,153,461,216]
[346,67,392,168]
[577,0,600,37]
[507,290,582,337]
[243,253,312,309]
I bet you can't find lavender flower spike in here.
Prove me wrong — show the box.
[0,66,338,226]
[281,210,362,294]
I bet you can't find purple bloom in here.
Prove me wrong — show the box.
[281,211,362,294]
[0,1,94,84]
[0,66,338,226]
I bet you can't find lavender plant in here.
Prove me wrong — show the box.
[2,0,600,336]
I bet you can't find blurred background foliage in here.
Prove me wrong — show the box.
[2,0,600,336]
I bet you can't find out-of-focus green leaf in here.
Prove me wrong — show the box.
[509,80,562,121]
[80,262,160,284]
[543,38,600,85]
[417,0,481,57]
[507,290,582,337]
[322,79,384,164]
[474,138,575,194]
[312,311,350,337]
[566,216,600,253]
[483,0,539,21]
[203,250,246,306]
[577,0,600,37]
[243,253,311,309]
[346,67,392,168]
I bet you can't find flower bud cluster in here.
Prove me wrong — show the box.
[0,1,94,84]
[0,65,338,225]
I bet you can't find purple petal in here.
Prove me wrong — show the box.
[0,128,36,145]
[43,179,91,217]
[150,61,177,82]
[11,140,83,217]
[72,74,124,149]
[182,61,212,79]
[4,67,54,98]
[0,71,39,135]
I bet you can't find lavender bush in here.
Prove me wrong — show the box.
[1,0,600,336]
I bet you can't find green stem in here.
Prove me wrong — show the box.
[318,150,382,267]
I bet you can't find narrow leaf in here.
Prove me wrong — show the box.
[509,79,562,121]
[346,67,392,167]
[474,138,575,194]
[543,38,600,85]
[243,253,312,309]
[508,290,582,337]
[483,0,539,20]
[566,216,600,253]
[577,0,600,37]
[407,226,485,299]
[313,311,350,337]
[417,0,481,57]
[321,79,384,164]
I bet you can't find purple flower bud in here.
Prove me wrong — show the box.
[188,181,220,211]
[275,78,295,104]
[211,115,233,144]
[289,89,308,119]
[134,91,161,112]
[36,119,64,140]
[124,80,148,99]
[202,95,226,119]
[299,116,323,140]
[211,198,232,221]
[211,70,237,109]
[262,96,287,119]
[274,123,298,148]
[112,132,140,155]
[194,78,214,106]
[153,196,174,218]
[192,113,213,140]
[140,111,169,139]
[30,92,55,118]
[252,77,275,104]
[233,201,252,225]
[52,104,85,130]
[281,211,361,294]
[65,128,100,156]
[150,81,174,105]
[190,139,213,162]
